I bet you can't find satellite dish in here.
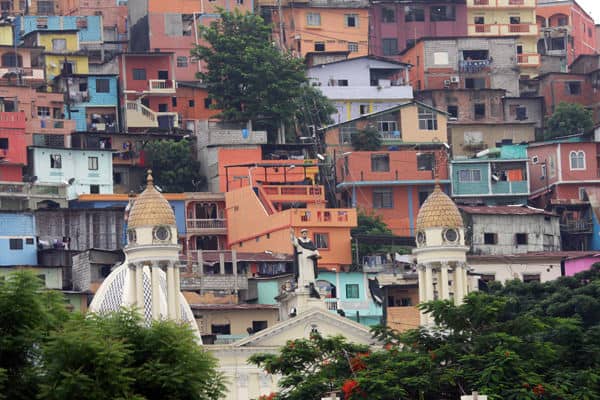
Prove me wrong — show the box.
[67,178,75,185]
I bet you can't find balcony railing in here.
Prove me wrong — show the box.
[459,59,492,73]
[561,219,593,234]
[186,218,227,230]
[517,53,540,66]
[148,79,176,93]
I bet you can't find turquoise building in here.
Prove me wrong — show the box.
[16,15,103,44]
[450,145,529,205]
[28,146,114,200]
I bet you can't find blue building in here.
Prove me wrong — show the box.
[318,271,383,326]
[450,144,530,205]
[0,212,37,266]
[54,74,120,132]
[16,15,103,45]
[28,146,114,200]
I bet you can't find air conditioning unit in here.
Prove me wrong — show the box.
[450,75,460,83]
[444,79,451,87]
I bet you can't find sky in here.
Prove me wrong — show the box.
[577,0,600,24]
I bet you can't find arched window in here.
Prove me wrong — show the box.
[570,150,585,170]
[1,52,22,68]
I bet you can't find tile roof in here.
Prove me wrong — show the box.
[459,205,556,216]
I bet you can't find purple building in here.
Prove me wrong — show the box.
[369,0,468,58]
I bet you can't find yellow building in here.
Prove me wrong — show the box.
[0,24,13,46]
[21,30,89,81]
[466,0,539,77]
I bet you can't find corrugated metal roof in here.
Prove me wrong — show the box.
[459,205,556,216]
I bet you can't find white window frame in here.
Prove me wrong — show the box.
[377,121,397,133]
[306,13,321,26]
[418,106,438,130]
[52,38,67,51]
[458,169,482,182]
[88,156,98,170]
[345,13,358,28]
[348,42,359,52]
[569,150,586,170]
[373,187,393,209]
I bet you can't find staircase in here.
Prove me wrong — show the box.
[126,101,179,129]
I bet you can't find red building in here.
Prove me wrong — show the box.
[0,112,27,182]
[528,140,600,250]
[336,146,450,237]
[536,72,592,115]
[119,52,180,131]
[369,0,467,58]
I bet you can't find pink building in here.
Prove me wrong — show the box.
[0,112,27,182]
[563,253,600,276]
[369,0,467,58]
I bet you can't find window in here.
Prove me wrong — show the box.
[417,153,434,171]
[252,320,268,332]
[95,78,110,93]
[373,188,393,208]
[37,1,53,14]
[483,233,497,245]
[90,184,100,194]
[566,81,582,95]
[26,238,34,245]
[371,153,390,172]
[182,14,193,36]
[157,70,169,80]
[549,156,556,177]
[88,156,98,170]
[348,42,358,53]
[314,42,325,52]
[465,78,486,89]
[480,274,495,283]
[307,13,321,26]
[382,7,395,23]
[158,103,168,112]
[405,6,424,22]
[52,39,66,51]
[447,105,458,118]
[9,238,23,250]
[337,79,349,86]
[474,16,485,25]
[382,38,398,56]
[177,56,188,67]
[37,106,50,117]
[418,190,432,206]
[509,16,521,25]
[378,121,397,134]
[204,98,212,109]
[523,274,541,283]
[431,6,455,22]
[50,154,62,169]
[189,99,195,107]
[1,52,21,67]
[474,103,486,119]
[458,169,481,182]
[570,151,585,170]
[172,97,177,107]
[132,68,146,80]
[345,284,359,299]
[345,14,358,27]
[579,187,588,201]
[515,233,528,245]
[211,324,231,334]
[541,164,547,178]
[0,137,7,150]
[418,106,438,130]
[359,104,369,115]
[314,233,329,249]
[433,52,448,65]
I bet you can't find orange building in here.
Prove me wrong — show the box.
[271,0,369,59]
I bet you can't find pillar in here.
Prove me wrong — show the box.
[135,262,144,311]
[173,261,181,321]
[424,264,434,302]
[151,261,161,319]
[454,263,464,306]
[126,263,136,306]
[232,250,238,294]
[440,262,449,301]
[167,262,176,319]
[417,264,425,304]
[461,262,469,297]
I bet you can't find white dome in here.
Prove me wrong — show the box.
[90,263,200,338]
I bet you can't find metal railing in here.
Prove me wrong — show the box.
[186,219,226,230]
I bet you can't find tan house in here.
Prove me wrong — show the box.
[322,100,449,154]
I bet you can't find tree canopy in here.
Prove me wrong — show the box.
[143,138,205,192]
[545,102,594,139]
[0,271,224,400]
[250,265,600,400]
[351,125,382,151]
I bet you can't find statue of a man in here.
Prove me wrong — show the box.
[291,228,321,296]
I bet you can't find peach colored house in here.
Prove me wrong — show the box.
[272,1,369,59]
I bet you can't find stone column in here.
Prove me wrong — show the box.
[232,250,238,294]
[219,252,225,275]
[151,261,161,319]
[174,261,181,321]
[424,264,434,302]
[126,263,136,306]
[417,264,425,304]
[461,262,469,297]
[135,262,144,311]
[454,263,464,306]
[167,261,176,319]
[440,262,449,301]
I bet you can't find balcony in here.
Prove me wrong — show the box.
[490,180,529,195]
[261,185,325,204]
[289,207,357,228]
[503,23,538,35]
[459,59,492,73]
[560,218,593,234]
[0,112,26,129]
[517,53,541,67]
[126,101,179,129]
[468,24,500,36]
[0,181,68,209]
[186,218,227,234]
[147,79,176,94]
[26,118,76,135]
[0,67,45,82]
[468,23,537,36]
[467,0,534,6]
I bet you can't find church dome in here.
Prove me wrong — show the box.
[128,170,176,229]
[416,184,463,231]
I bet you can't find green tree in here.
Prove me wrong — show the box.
[40,310,225,400]
[0,272,69,400]
[293,85,336,138]
[144,138,205,192]
[351,211,400,265]
[251,265,600,400]
[192,10,307,130]
[351,125,381,151]
[545,102,594,139]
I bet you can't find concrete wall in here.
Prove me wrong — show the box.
[468,214,561,255]
[449,123,536,157]
[0,212,37,266]
[468,258,562,283]
[197,308,279,336]
[0,266,63,289]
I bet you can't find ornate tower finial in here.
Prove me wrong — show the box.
[146,169,154,187]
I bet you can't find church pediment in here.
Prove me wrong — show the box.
[233,307,375,347]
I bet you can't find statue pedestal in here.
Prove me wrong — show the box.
[277,287,326,321]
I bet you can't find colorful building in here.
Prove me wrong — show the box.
[536,0,597,70]
[466,0,538,78]
[451,144,530,205]
[369,0,468,58]
[27,146,114,199]
[271,0,369,59]
[0,112,27,182]
[527,139,600,250]
[0,45,45,86]
[307,56,412,124]
[0,212,37,266]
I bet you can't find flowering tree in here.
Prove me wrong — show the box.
[250,265,600,399]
